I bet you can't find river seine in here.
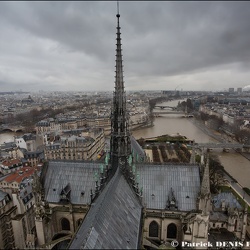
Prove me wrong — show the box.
[0,100,249,188]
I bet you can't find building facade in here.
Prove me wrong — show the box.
[0,190,16,249]
[36,116,112,135]
[0,167,37,249]
[44,128,105,161]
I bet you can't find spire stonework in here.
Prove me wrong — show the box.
[110,13,131,173]
[109,12,142,199]
[190,146,196,164]
[200,156,210,196]
[198,156,211,215]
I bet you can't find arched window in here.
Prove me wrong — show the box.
[61,218,70,231]
[149,221,159,237]
[167,223,177,239]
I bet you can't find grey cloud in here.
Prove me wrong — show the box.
[0,2,115,60]
[123,2,250,77]
[0,1,250,91]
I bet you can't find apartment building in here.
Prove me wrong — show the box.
[0,190,16,249]
[0,167,37,249]
[0,159,23,175]
[45,128,105,161]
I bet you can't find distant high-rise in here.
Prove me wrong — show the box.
[237,87,242,94]
[229,87,234,93]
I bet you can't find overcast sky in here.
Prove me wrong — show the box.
[1,1,250,92]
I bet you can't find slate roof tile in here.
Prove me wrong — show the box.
[137,164,201,211]
[44,161,101,205]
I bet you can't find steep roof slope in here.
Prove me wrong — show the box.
[69,168,142,249]
[137,164,201,211]
[43,161,100,205]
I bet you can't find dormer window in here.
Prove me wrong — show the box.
[60,183,71,203]
[166,188,178,210]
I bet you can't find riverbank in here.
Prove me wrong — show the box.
[190,116,250,161]
[131,120,154,131]
[189,118,224,143]
[240,152,250,161]
[140,133,193,143]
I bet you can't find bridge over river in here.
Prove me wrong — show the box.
[0,125,24,132]
[154,105,177,110]
[197,143,244,149]
[195,142,250,152]
[153,111,184,115]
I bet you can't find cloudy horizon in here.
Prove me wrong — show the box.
[1,1,250,92]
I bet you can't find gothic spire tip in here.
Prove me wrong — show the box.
[116,0,120,18]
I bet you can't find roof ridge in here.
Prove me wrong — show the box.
[83,169,121,247]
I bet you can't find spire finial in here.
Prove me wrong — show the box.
[117,1,120,15]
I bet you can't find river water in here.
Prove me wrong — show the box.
[132,100,216,143]
[1,101,249,188]
[132,100,250,189]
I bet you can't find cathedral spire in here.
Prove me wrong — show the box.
[110,10,131,172]
[201,156,210,196]
[115,11,124,91]
[190,146,196,164]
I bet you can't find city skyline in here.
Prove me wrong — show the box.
[1,1,250,92]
